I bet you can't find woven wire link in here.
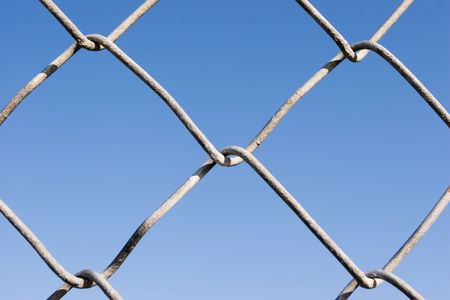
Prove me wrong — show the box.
[1,0,449,299]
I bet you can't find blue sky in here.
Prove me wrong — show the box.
[1,1,449,299]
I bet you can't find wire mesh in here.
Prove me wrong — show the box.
[1,1,449,299]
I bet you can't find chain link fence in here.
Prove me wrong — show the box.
[1,0,449,299]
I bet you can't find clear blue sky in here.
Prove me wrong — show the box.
[1,1,449,299]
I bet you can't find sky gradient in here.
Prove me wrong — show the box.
[1,1,449,299]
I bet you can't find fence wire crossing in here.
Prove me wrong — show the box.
[1,0,449,299]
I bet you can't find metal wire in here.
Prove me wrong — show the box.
[1,0,449,299]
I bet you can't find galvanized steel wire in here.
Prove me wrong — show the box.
[1,0,449,299]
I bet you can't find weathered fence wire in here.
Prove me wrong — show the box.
[1,1,449,299]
